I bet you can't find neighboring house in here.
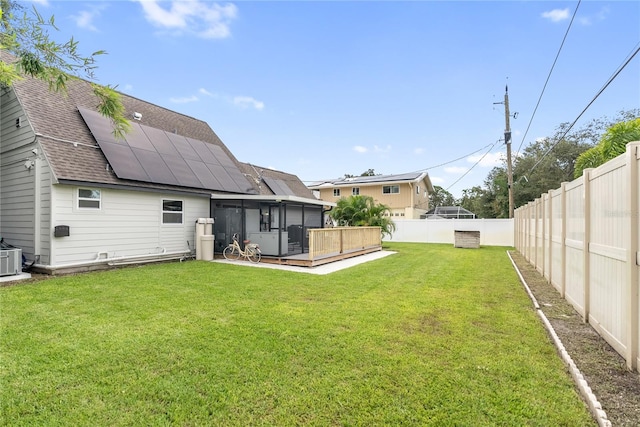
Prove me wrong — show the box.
[0,53,328,273]
[309,172,434,219]
[424,206,476,219]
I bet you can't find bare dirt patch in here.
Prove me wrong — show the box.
[510,251,640,426]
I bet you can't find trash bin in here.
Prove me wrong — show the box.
[205,218,214,235]
[199,235,215,261]
[195,218,208,257]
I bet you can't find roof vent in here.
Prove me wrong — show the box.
[132,112,142,121]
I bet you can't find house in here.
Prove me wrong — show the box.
[0,53,329,273]
[308,172,435,219]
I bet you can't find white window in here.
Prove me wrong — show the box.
[416,185,420,195]
[78,188,101,209]
[162,199,183,224]
[333,188,341,197]
[383,185,400,194]
[352,187,360,196]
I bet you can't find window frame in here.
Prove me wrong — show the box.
[352,187,360,196]
[382,185,400,195]
[333,188,341,197]
[78,188,101,210]
[162,199,184,225]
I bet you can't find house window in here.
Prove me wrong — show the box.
[333,189,341,197]
[352,187,360,196]
[162,199,183,224]
[416,185,420,195]
[78,188,101,209]
[383,185,400,194]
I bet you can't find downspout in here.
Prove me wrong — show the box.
[33,151,41,262]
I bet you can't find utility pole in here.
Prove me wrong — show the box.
[504,85,514,219]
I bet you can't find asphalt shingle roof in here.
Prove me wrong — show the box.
[4,53,311,199]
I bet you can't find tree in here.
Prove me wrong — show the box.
[574,117,640,177]
[460,110,640,217]
[343,169,380,179]
[429,185,457,208]
[329,195,396,238]
[0,0,130,137]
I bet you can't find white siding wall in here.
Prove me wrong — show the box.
[50,186,209,265]
[0,88,37,257]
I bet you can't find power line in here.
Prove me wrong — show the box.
[527,42,640,175]
[445,139,501,192]
[418,142,494,172]
[515,0,581,157]
[301,141,496,183]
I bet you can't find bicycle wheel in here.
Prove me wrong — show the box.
[223,245,241,260]
[247,247,261,263]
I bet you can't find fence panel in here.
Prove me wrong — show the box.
[588,156,629,357]
[563,177,586,317]
[515,141,640,371]
[386,219,513,246]
[550,186,565,294]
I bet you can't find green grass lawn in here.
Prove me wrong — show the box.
[1,243,594,426]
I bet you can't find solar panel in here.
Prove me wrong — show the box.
[133,148,178,185]
[97,140,150,182]
[166,132,199,161]
[263,177,296,196]
[187,138,218,164]
[185,159,223,190]
[207,144,236,167]
[142,126,180,156]
[161,153,204,189]
[78,106,252,193]
[126,124,156,151]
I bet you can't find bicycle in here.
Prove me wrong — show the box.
[223,233,261,263]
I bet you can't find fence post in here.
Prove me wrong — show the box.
[583,169,592,323]
[626,142,639,371]
[560,182,567,298]
[546,192,552,283]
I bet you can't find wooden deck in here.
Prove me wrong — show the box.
[260,245,382,267]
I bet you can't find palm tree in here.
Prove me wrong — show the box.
[575,117,640,178]
[329,195,396,238]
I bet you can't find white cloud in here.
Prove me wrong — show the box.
[430,176,445,184]
[445,166,468,174]
[542,8,569,23]
[136,0,237,39]
[353,146,368,153]
[414,148,425,155]
[233,96,264,110]
[578,6,609,26]
[123,84,134,92]
[170,95,199,103]
[373,145,392,153]
[468,152,505,168]
[199,88,215,97]
[71,9,101,32]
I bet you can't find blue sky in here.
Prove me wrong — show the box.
[26,0,640,197]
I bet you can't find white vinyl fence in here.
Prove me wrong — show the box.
[515,141,640,371]
[386,219,514,247]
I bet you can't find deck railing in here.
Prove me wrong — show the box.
[307,227,381,259]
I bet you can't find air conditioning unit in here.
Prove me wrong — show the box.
[0,249,22,276]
